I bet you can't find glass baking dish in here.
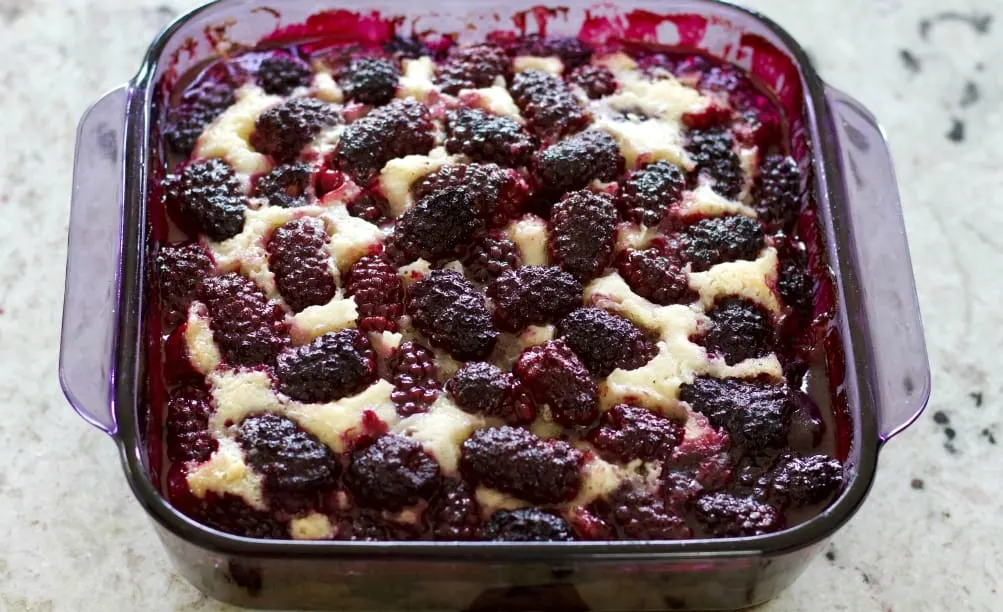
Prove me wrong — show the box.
[60,0,930,609]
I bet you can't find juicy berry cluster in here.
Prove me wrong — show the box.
[156,242,214,325]
[428,479,482,540]
[592,486,691,540]
[338,57,400,105]
[483,509,574,542]
[616,248,694,306]
[699,297,775,365]
[436,44,511,95]
[199,273,287,367]
[335,99,435,183]
[165,384,217,463]
[407,270,498,360]
[588,404,683,463]
[462,232,521,283]
[444,108,535,167]
[694,492,783,537]
[344,254,404,333]
[388,341,440,417]
[347,435,441,510]
[446,361,536,425]
[556,307,657,377]
[759,452,843,508]
[266,217,336,313]
[392,187,479,263]
[413,163,528,228]
[616,161,685,226]
[275,330,376,403]
[548,190,618,281]
[488,265,582,332]
[346,190,390,225]
[166,159,247,241]
[753,154,801,231]
[165,82,234,155]
[253,163,314,208]
[256,53,313,95]
[251,97,340,163]
[510,69,590,140]
[461,425,583,504]
[567,64,617,99]
[533,130,623,196]
[680,376,791,452]
[685,127,744,199]
[514,340,598,426]
[236,413,340,508]
[679,215,765,271]
[517,35,593,69]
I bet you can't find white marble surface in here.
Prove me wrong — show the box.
[0,0,999,610]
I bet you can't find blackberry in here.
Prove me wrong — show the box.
[165,82,235,155]
[444,108,535,167]
[266,217,336,313]
[253,163,314,208]
[251,97,340,163]
[346,190,390,225]
[760,452,843,508]
[778,255,813,315]
[200,273,287,367]
[383,36,431,61]
[236,413,340,501]
[556,307,657,378]
[407,270,499,360]
[510,69,590,140]
[165,384,217,463]
[587,404,684,463]
[567,64,616,98]
[487,265,583,332]
[514,340,598,427]
[685,127,744,199]
[694,492,782,537]
[201,493,289,539]
[156,242,214,325]
[446,362,536,425]
[344,254,404,333]
[256,53,313,95]
[462,232,521,283]
[616,248,694,306]
[592,486,691,540]
[616,161,685,226]
[699,297,775,365]
[483,509,574,542]
[388,341,440,417]
[436,44,511,95]
[679,215,765,272]
[548,190,618,281]
[167,159,247,241]
[460,426,583,504]
[275,330,376,403]
[337,57,400,106]
[517,35,593,70]
[333,508,418,541]
[392,187,481,263]
[413,163,528,227]
[753,154,801,231]
[533,130,622,196]
[679,376,792,452]
[346,435,441,510]
[335,99,435,183]
[428,479,482,540]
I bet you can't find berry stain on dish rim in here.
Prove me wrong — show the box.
[148,3,850,545]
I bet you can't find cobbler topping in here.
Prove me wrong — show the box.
[154,34,838,542]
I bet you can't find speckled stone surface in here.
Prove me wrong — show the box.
[0,0,999,610]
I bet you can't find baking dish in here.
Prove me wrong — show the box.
[60,0,930,609]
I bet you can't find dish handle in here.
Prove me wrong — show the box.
[824,85,931,442]
[59,85,130,436]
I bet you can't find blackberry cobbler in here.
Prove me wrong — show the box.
[153,34,841,542]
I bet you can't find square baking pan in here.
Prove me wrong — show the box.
[60,0,931,609]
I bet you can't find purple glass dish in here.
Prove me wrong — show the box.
[60,0,930,609]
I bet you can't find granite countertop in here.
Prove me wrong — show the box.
[0,0,999,610]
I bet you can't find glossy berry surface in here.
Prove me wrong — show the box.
[344,254,404,333]
[338,57,400,105]
[156,242,214,325]
[548,190,618,281]
[436,44,511,95]
[199,273,286,367]
[253,163,314,208]
[237,413,340,500]
[694,492,783,537]
[680,215,765,272]
[461,426,583,504]
[256,53,313,95]
[275,330,376,403]
[266,217,336,313]
[514,340,598,427]
[679,376,792,452]
[510,69,590,140]
[488,265,582,332]
[165,384,217,463]
[166,159,247,242]
[446,362,536,425]
[556,307,657,377]
[617,161,685,226]
[698,297,775,365]
[483,509,574,542]
[533,130,622,196]
[616,248,694,306]
[251,97,340,163]
[444,108,535,167]
[587,404,684,463]
[388,341,440,417]
[335,99,435,183]
[346,435,441,510]
[407,270,498,360]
